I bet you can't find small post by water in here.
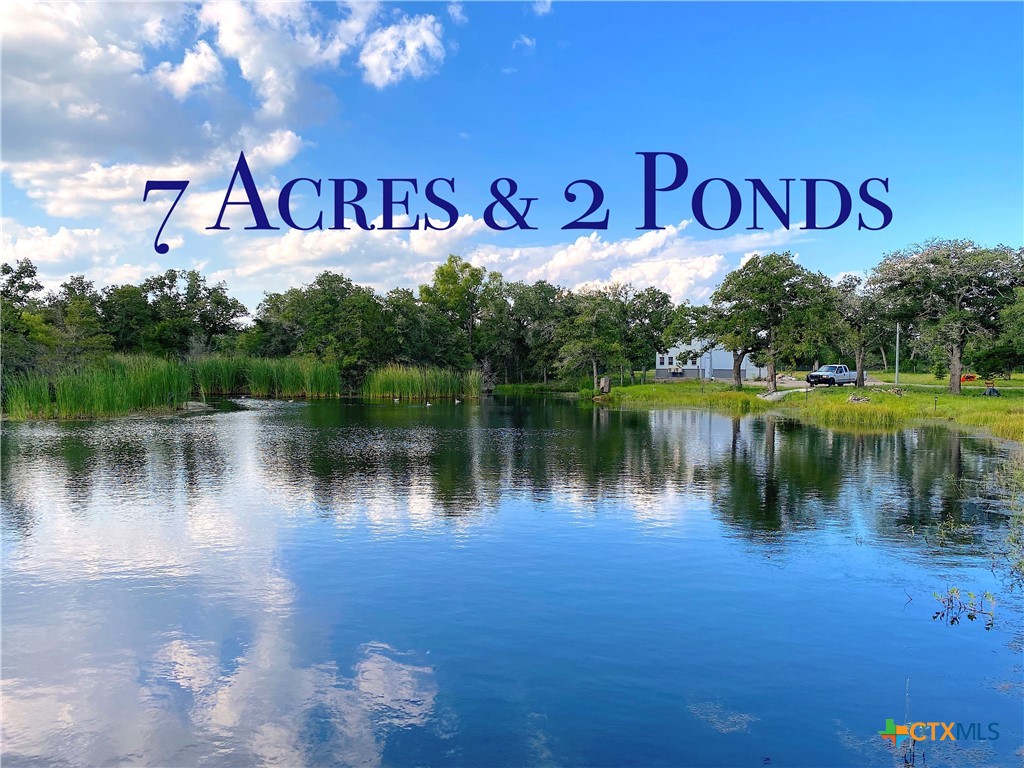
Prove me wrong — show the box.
[895,322,901,386]
[934,396,937,412]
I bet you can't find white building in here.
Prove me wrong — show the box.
[654,342,764,381]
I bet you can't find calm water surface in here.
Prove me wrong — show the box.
[2,398,1021,767]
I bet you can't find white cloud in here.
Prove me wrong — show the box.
[221,212,491,289]
[501,67,518,75]
[408,214,490,257]
[0,2,199,161]
[0,218,168,293]
[513,34,535,50]
[579,254,726,304]
[0,1,452,237]
[229,215,408,280]
[532,1,553,15]
[447,2,467,25]
[66,102,107,121]
[462,222,804,304]
[1,218,113,265]
[830,269,866,284]
[153,40,224,100]
[4,128,302,219]
[199,1,378,117]
[359,15,446,89]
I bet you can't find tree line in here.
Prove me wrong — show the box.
[2,238,1021,395]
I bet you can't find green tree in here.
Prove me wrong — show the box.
[63,297,113,357]
[139,269,246,354]
[1,259,43,304]
[258,272,391,382]
[557,288,622,390]
[513,280,565,384]
[1,259,46,374]
[707,252,831,392]
[383,287,466,368]
[477,274,528,383]
[57,275,101,308]
[50,277,110,358]
[665,301,737,381]
[626,286,674,383]
[869,240,1023,394]
[834,274,888,387]
[100,285,153,353]
[966,286,1024,379]
[419,255,486,354]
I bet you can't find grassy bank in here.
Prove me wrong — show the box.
[600,380,773,415]
[602,381,1024,441]
[363,364,482,400]
[784,386,1024,440]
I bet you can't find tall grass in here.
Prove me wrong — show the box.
[3,356,192,420]
[245,357,278,398]
[243,357,341,398]
[462,369,483,398]
[279,359,306,398]
[4,372,54,419]
[363,364,482,399]
[3,354,343,420]
[194,356,247,397]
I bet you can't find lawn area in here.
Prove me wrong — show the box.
[601,379,1024,442]
[868,370,1024,387]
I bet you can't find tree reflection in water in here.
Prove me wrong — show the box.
[0,397,1016,767]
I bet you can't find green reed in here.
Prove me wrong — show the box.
[3,354,345,420]
[242,357,341,398]
[303,359,341,398]
[278,358,306,398]
[3,356,192,420]
[194,356,247,397]
[363,364,482,399]
[3,372,54,419]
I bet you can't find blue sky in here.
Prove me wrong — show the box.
[2,1,1021,310]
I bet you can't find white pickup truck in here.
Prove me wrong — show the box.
[806,364,857,387]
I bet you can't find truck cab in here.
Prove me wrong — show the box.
[806,365,856,387]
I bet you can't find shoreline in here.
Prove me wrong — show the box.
[5,382,1023,445]
[592,381,1023,443]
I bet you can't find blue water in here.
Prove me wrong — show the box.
[1,398,1020,767]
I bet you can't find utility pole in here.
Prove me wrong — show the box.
[895,322,901,386]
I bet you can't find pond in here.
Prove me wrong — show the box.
[1,397,1020,767]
